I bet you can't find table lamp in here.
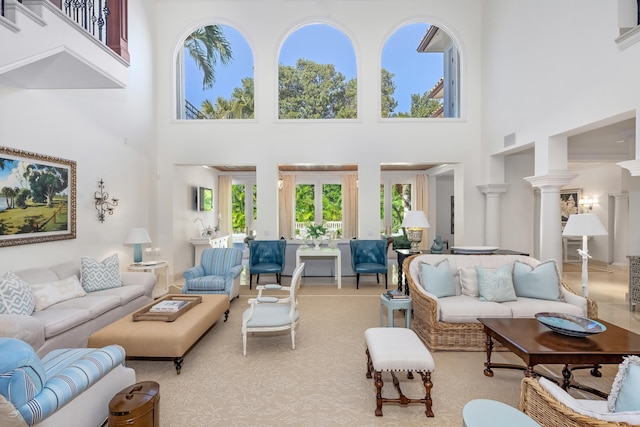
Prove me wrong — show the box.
[124,228,152,263]
[562,213,607,297]
[401,211,430,253]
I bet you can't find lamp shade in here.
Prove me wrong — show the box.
[124,228,152,245]
[401,211,430,229]
[562,214,607,237]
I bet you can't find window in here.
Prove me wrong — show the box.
[179,24,254,120]
[381,22,460,118]
[293,179,343,236]
[232,183,256,233]
[381,178,411,234]
[279,23,357,119]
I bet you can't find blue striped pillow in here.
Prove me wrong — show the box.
[0,338,46,408]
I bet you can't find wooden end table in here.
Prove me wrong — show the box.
[478,317,640,398]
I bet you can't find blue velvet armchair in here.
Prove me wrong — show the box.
[350,239,388,289]
[248,240,287,289]
[183,248,244,300]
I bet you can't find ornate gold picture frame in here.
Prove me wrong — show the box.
[0,146,76,247]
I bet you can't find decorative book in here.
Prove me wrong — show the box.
[149,300,188,313]
[385,290,408,299]
[132,295,201,322]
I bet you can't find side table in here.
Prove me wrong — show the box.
[379,294,412,328]
[128,261,170,298]
[394,249,428,295]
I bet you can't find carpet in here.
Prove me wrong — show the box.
[126,291,616,426]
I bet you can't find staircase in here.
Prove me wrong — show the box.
[0,0,129,89]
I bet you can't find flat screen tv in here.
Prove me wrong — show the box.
[197,187,213,212]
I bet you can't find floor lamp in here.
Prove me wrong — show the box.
[562,213,608,297]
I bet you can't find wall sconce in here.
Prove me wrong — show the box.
[94,179,118,222]
[278,177,284,190]
[579,196,598,212]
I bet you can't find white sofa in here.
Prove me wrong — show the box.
[405,254,597,351]
[0,260,156,357]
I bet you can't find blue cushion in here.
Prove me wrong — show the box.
[476,264,517,302]
[513,260,562,301]
[420,259,456,298]
[0,338,46,408]
[609,355,640,412]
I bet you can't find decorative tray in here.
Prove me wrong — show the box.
[535,312,607,337]
[132,295,202,322]
[451,246,499,255]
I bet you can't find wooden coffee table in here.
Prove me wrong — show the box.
[478,317,640,398]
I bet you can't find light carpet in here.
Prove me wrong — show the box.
[126,287,616,426]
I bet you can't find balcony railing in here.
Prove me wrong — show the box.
[2,0,129,62]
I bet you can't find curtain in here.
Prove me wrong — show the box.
[342,175,358,239]
[278,175,295,239]
[412,174,429,249]
[218,176,232,240]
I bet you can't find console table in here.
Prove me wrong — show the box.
[296,247,342,288]
[189,235,230,265]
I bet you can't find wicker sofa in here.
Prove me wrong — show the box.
[520,377,638,427]
[405,253,598,351]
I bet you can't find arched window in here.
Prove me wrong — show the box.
[278,23,357,119]
[381,22,460,118]
[178,24,254,120]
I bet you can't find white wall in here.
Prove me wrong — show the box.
[435,175,454,246]
[562,164,624,263]
[155,0,488,270]
[0,0,156,272]
[503,151,536,256]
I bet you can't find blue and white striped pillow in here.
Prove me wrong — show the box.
[80,254,122,292]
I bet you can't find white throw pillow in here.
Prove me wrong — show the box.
[0,272,35,315]
[31,276,86,311]
[458,266,480,297]
[81,254,122,292]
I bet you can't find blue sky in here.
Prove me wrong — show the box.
[184,22,443,115]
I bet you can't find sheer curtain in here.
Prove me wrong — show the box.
[342,175,358,239]
[218,176,232,237]
[278,175,295,239]
[412,174,429,249]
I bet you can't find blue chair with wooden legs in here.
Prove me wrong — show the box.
[350,239,388,289]
[248,240,287,289]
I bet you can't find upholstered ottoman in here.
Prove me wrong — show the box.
[364,327,435,417]
[88,294,230,374]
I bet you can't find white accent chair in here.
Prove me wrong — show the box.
[241,263,304,356]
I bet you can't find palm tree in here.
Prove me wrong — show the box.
[184,25,233,90]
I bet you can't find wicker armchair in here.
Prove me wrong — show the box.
[519,377,636,427]
[404,254,599,351]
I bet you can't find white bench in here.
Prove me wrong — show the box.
[364,327,435,417]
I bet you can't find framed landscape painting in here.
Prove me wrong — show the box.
[0,147,76,247]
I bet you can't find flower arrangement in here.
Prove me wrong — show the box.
[194,217,214,237]
[306,222,328,239]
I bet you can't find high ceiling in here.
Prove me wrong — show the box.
[209,163,437,173]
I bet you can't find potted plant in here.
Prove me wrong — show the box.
[306,222,328,250]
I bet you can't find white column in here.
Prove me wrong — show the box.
[611,192,629,266]
[525,173,577,267]
[477,184,508,247]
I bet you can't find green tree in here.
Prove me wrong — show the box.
[410,91,443,118]
[279,59,356,119]
[232,184,246,232]
[381,68,398,117]
[1,187,18,209]
[295,185,315,222]
[201,77,254,119]
[24,165,68,207]
[184,25,233,90]
[322,184,342,221]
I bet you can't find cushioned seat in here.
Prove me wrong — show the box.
[248,240,287,289]
[350,239,388,289]
[182,248,244,300]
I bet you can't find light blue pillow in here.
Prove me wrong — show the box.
[0,338,46,407]
[513,260,562,301]
[608,355,640,412]
[420,259,456,298]
[81,254,122,292]
[476,264,517,302]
